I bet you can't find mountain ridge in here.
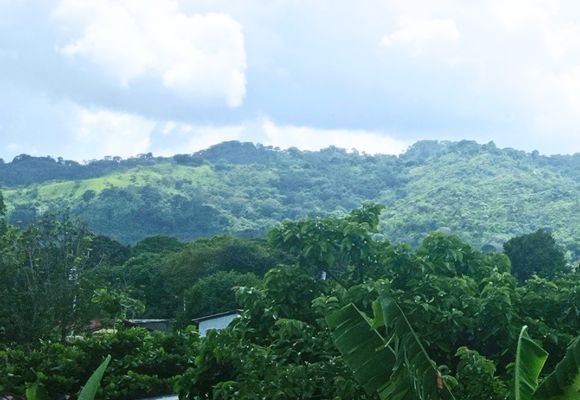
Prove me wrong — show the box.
[2,140,579,258]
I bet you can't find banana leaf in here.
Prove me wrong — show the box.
[25,384,48,400]
[513,326,548,400]
[326,303,395,396]
[533,336,580,400]
[78,355,111,400]
[379,295,455,400]
[326,296,455,400]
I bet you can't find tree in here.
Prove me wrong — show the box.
[91,288,145,320]
[0,212,93,343]
[0,190,5,219]
[269,203,386,285]
[164,236,286,301]
[503,229,567,281]
[86,234,131,268]
[133,235,185,256]
[179,271,260,324]
[0,190,6,237]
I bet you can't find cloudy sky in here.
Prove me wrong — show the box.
[1,0,580,161]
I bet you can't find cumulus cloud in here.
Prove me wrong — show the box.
[258,119,409,155]
[53,0,246,107]
[66,106,155,159]
[3,0,580,159]
[149,118,409,158]
[152,121,245,156]
[377,0,580,153]
[380,17,459,55]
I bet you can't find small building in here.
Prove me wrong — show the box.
[125,319,171,332]
[192,310,242,337]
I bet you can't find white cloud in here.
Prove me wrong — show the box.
[377,0,580,153]
[53,0,246,107]
[152,118,409,157]
[380,16,459,54]
[65,105,155,159]
[154,121,244,155]
[6,143,19,152]
[4,0,580,158]
[258,119,408,155]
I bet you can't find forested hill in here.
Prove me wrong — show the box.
[2,140,579,257]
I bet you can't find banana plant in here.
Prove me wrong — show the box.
[326,294,455,400]
[327,295,579,400]
[24,355,111,400]
[514,326,579,400]
[78,355,111,400]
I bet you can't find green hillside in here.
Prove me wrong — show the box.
[2,140,579,258]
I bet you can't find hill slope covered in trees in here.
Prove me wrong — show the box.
[1,140,579,257]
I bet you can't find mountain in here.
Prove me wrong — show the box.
[1,140,579,258]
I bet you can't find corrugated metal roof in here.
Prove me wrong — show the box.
[191,309,242,323]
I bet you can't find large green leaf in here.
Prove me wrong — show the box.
[326,303,395,396]
[514,326,548,400]
[326,297,455,400]
[78,355,111,400]
[378,295,455,400]
[25,384,48,400]
[533,336,580,400]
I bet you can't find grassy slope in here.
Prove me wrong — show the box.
[4,163,214,205]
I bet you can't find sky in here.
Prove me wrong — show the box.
[1,0,580,161]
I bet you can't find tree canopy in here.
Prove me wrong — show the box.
[1,141,578,260]
[503,229,567,281]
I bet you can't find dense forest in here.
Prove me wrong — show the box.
[0,193,578,399]
[2,140,580,259]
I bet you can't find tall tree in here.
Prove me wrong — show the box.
[0,212,93,343]
[0,190,5,218]
[269,202,386,285]
[503,229,567,281]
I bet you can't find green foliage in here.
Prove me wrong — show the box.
[91,288,145,320]
[269,203,386,284]
[325,303,396,397]
[515,275,580,368]
[86,234,131,268]
[176,274,369,400]
[25,384,48,400]
[161,236,287,314]
[92,251,174,318]
[454,347,507,400]
[0,204,578,399]
[326,296,455,400]
[514,326,548,400]
[4,141,578,260]
[512,326,580,400]
[0,190,5,219]
[504,229,568,281]
[179,271,260,324]
[78,355,111,400]
[0,212,94,343]
[0,328,198,399]
[133,235,185,256]
[533,336,580,400]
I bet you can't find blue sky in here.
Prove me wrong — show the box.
[1,0,580,161]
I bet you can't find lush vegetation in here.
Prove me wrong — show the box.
[0,197,577,399]
[2,141,579,260]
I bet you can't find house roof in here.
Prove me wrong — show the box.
[127,319,170,324]
[191,309,242,323]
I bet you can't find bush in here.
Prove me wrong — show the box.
[0,327,198,399]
